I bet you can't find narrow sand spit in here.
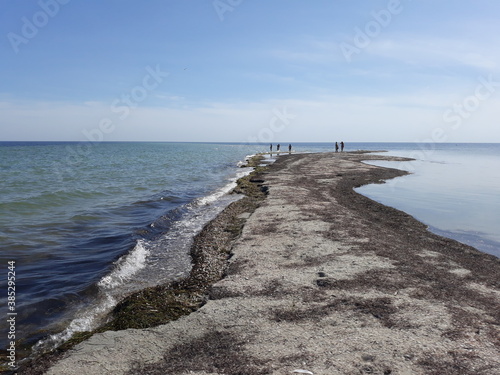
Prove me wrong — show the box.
[42,152,499,375]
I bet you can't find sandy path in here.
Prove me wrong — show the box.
[43,152,500,375]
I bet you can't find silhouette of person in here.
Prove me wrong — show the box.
[335,142,339,152]
[288,144,292,153]
[340,141,344,152]
[277,144,280,152]
[270,143,272,153]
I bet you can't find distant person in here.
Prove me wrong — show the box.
[335,142,339,152]
[277,144,280,152]
[340,141,345,152]
[288,144,292,153]
[270,143,272,153]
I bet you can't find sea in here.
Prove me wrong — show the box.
[0,141,499,363]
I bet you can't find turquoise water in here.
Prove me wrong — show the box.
[0,141,498,362]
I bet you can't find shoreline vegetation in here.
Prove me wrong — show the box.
[15,152,500,374]
[15,154,270,375]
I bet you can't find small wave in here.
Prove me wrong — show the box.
[132,192,181,206]
[236,154,256,167]
[0,189,107,213]
[98,240,150,289]
[33,241,150,353]
[32,293,117,354]
[196,167,252,206]
[32,156,256,355]
[70,213,102,222]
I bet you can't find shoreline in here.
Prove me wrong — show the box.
[22,152,500,374]
[15,154,269,375]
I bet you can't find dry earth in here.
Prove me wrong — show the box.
[42,152,500,375]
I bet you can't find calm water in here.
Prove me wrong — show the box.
[357,143,500,257]
[0,141,498,363]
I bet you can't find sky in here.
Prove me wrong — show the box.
[1,0,500,143]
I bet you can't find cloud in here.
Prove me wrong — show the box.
[244,72,296,84]
[155,94,185,101]
[2,87,499,143]
[367,37,499,71]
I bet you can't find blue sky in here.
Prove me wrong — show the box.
[1,0,500,142]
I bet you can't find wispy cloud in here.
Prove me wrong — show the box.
[5,88,498,143]
[244,72,296,84]
[367,37,498,70]
[155,94,185,101]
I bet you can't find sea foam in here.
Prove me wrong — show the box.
[98,239,150,289]
[196,167,252,206]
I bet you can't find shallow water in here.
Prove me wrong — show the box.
[357,143,500,257]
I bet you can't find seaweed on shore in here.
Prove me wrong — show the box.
[101,154,269,330]
[129,331,270,375]
[17,154,269,375]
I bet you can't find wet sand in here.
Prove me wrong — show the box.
[39,152,500,374]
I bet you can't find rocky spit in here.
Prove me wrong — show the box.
[28,152,500,375]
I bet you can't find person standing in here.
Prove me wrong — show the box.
[340,141,344,152]
[277,144,280,152]
[288,144,292,153]
[335,142,339,152]
[270,143,272,153]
